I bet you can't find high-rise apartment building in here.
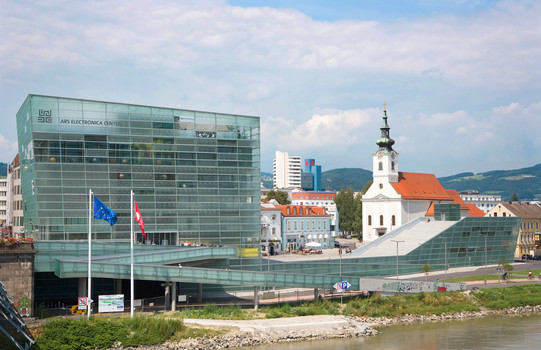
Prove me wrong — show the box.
[273,151,301,189]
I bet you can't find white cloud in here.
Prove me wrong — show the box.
[0,134,18,163]
[271,108,377,150]
[2,0,539,90]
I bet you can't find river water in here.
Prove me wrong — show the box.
[241,314,541,350]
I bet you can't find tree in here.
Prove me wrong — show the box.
[511,193,519,201]
[335,181,372,240]
[422,264,431,281]
[334,186,356,236]
[265,190,290,205]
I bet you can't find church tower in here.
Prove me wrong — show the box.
[372,104,399,184]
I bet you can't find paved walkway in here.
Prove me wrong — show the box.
[183,315,350,333]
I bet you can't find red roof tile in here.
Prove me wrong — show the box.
[275,205,330,217]
[425,190,485,217]
[391,172,453,200]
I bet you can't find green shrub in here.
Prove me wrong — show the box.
[36,315,183,350]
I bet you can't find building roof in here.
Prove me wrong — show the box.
[275,205,330,217]
[290,191,336,200]
[499,202,541,218]
[425,190,485,217]
[464,203,486,217]
[391,172,453,200]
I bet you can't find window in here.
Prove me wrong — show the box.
[287,221,291,230]
[301,221,304,230]
[378,162,383,170]
[503,212,506,217]
[380,215,383,226]
[323,221,327,229]
[494,213,497,217]
[272,228,276,235]
[392,215,396,226]
[294,221,297,230]
[391,161,395,170]
[368,215,372,225]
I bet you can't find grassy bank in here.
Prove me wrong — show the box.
[171,284,541,320]
[34,315,225,350]
[33,285,541,350]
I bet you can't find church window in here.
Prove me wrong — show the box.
[380,215,383,226]
[392,215,396,226]
[378,162,383,170]
[391,161,395,170]
[368,215,372,226]
[379,183,383,189]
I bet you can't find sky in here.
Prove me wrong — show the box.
[1,0,540,176]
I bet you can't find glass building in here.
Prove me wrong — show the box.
[16,95,261,257]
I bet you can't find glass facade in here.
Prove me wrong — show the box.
[265,217,521,278]
[16,95,260,255]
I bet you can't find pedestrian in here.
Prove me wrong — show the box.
[528,271,532,279]
[178,263,182,268]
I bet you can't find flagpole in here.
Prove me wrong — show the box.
[130,190,134,317]
[88,189,92,317]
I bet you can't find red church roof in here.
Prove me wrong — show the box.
[391,172,453,200]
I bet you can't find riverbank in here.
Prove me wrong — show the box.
[33,284,541,349]
[116,305,541,350]
[31,304,540,350]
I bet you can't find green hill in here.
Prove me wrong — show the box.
[438,163,541,201]
[322,168,373,192]
[262,163,541,201]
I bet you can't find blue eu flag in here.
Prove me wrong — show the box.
[93,196,118,226]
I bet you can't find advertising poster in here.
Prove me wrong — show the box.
[98,294,124,313]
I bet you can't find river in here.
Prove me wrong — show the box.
[239,313,541,350]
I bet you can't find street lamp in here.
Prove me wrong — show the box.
[339,247,343,305]
[391,240,404,279]
[444,237,447,277]
[484,235,488,285]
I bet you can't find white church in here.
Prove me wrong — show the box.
[361,106,483,242]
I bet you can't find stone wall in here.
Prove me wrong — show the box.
[0,244,37,317]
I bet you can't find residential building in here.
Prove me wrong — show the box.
[261,200,282,255]
[273,151,301,189]
[290,190,339,237]
[0,176,7,227]
[6,155,23,238]
[459,191,502,214]
[362,107,484,242]
[277,204,331,251]
[486,202,541,258]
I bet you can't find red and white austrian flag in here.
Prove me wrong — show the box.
[134,198,146,239]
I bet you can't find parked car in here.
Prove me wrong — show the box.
[521,254,533,260]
